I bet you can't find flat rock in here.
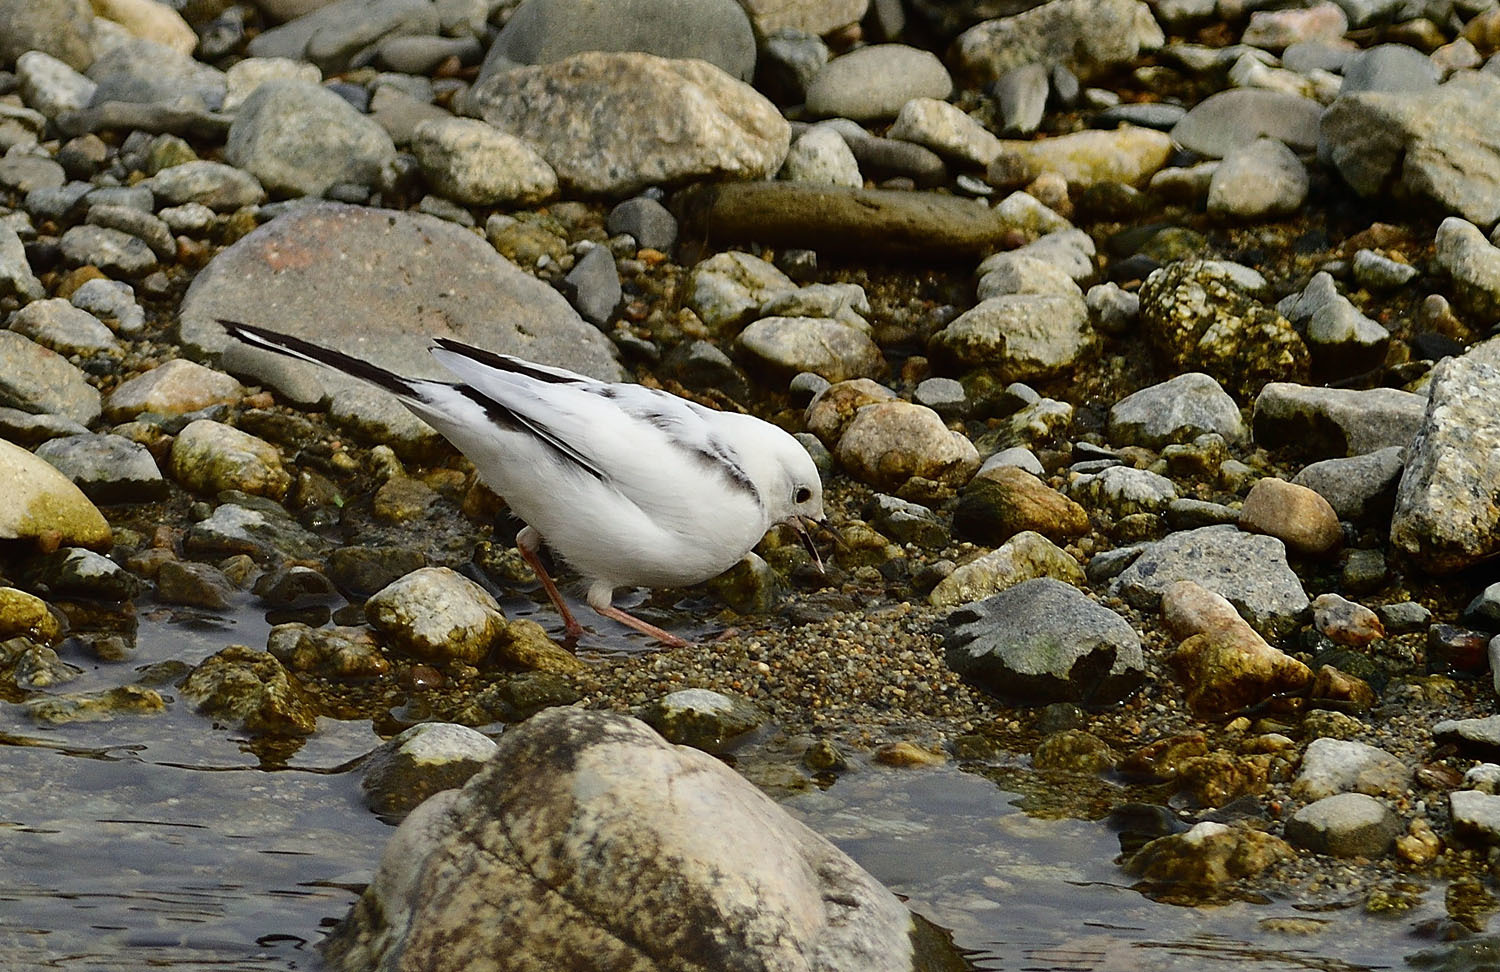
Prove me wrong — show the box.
[0,330,101,426]
[464,51,789,197]
[480,0,756,82]
[33,433,166,504]
[954,0,1164,84]
[993,126,1174,188]
[1321,71,1500,225]
[0,438,111,549]
[1110,525,1309,638]
[1172,88,1324,158]
[1391,354,1500,573]
[321,708,919,972]
[1252,383,1426,459]
[676,181,1031,260]
[180,203,624,409]
[940,577,1144,705]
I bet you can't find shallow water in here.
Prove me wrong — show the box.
[0,604,1450,970]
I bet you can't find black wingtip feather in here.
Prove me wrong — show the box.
[217,319,418,398]
[430,337,582,385]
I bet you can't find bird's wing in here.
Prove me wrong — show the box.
[429,339,759,502]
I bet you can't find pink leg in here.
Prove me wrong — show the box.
[516,527,583,642]
[587,583,689,648]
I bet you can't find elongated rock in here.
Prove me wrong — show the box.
[676,181,1027,259]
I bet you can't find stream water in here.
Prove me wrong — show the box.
[0,605,1458,971]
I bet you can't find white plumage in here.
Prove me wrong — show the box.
[220,320,829,647]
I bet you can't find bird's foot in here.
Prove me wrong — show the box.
[593,603,690,648]
[516,536,584,651]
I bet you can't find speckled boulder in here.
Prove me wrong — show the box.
[179,645,318,736]
[168,420,290,501]
[322,707,919,972]
[1139,260,1309,403]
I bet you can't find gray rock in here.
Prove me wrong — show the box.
[365,566,508,664]
[1341,44,1438,95]
[9,298,118,356]
[736,317,883,383]
[69,278,143,334]
[1331,0,1405,29]
[183,202,624,397]
[321,708,918,972]
[1066,465,1177,516]
[411,116,557,206]
[0,152,65,194]
[1285,793,1400,857]
[1451,790,1500,843]
[0,330,100,425]
[1434,216,1500,323]
[886,98,1000,168]
[1435,716,1500,759]
[103,359,243,422]
[25,547,142,601]
[366,85,450,146]
[1293,737,1411,801]
[639,688,766,751]
[1252,383,1426,459]
[606,196,677,252]
[86,204,175,262]
[15,51,95,119]
[1305,295,1391,379]
[1108,372,1245,448]
[979,446,1044,476]
[940,577,1144,705]
[1391,354,1500,572]
[1138,260,1308,403]
[480,0,756,83]
[739,0,866,36]
[1206,137,1308,219]
[1110,525,1310,637]
[86,38,226,111]
[1378,600,1430,633]
[0,222,43,302]
[247,0,439,74]
[760,282,871,331]
[0,407,89,447]
[1171,88,1324,158]
[464,51,789,197]
[913,377,966,417]
[804,44,952,121]
[975,256,1082,301]
[360,722,498,818]
[953,0,1163,84]
[1291,447,1404,522]
[1281,41,1356,74]
[0,0,93,71]
[147,160,267,211]
[58,224,157,277]
[327,384,446,460]
[978,228,1096,283]
[184,501,332,564]
[1094,102,1186,130]
[780,124,863,187]
[558,244,619,327]
[866,493,947,548]
[375,34,481,74]
[1321,72,1500,225]
[1465,582,1500,629]
[34,433,166,504]
[227,80,396,198]
[156,559,236,610]
[993,63,1049,135]
[685,250,794,330]
[1351,249,1419,290]
[929,293,1093,382]
[756,28,828,105]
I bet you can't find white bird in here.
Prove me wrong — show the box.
[218,320,832,649]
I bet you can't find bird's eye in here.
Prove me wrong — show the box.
[793,486,812,504]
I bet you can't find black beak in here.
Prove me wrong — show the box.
[791,516,845,573]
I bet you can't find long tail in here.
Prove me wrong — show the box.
[218,319,421,398]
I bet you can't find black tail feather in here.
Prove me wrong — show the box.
[217,319,419,398]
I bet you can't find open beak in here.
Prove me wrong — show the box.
[789,516,845,573]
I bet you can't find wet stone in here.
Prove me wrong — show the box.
[639,688,766,752]
[1123,821,1292,888]
[155,560,235,610]
[252,566,336,608]
[267,623,390,678]
[179,644,318,735]
[168,420,289,501]
[360,722,498,819]
[184,502,332,564]
[24,684,166,725]
[364,566,509,665]
[25,547,142,601]
[8,642,82,690]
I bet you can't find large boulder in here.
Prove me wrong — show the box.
[322,708,924,971]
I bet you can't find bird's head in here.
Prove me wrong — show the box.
[755,427,841,571]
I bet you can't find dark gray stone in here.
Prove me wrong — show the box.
[1170,88,1323,158]
[561,244,621,327]
[940,577,1144,706]
[606,196,678,252]
[34,433,166,503]
[1291,447,1404,522]
[1284,793,1400,857]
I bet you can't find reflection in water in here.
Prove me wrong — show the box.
[0,608,1434,970]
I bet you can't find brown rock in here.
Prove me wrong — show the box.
[1163,580,1312,714]
[1311,592,1384,646]
[1118,732,1209,781]
[1307,665,1377,712]
[952,465,1089,545]
[803,378,898,445]
[1238,477,1342,556]
[834,401,979,492]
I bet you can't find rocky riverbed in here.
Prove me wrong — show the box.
[5,0,1500,968]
